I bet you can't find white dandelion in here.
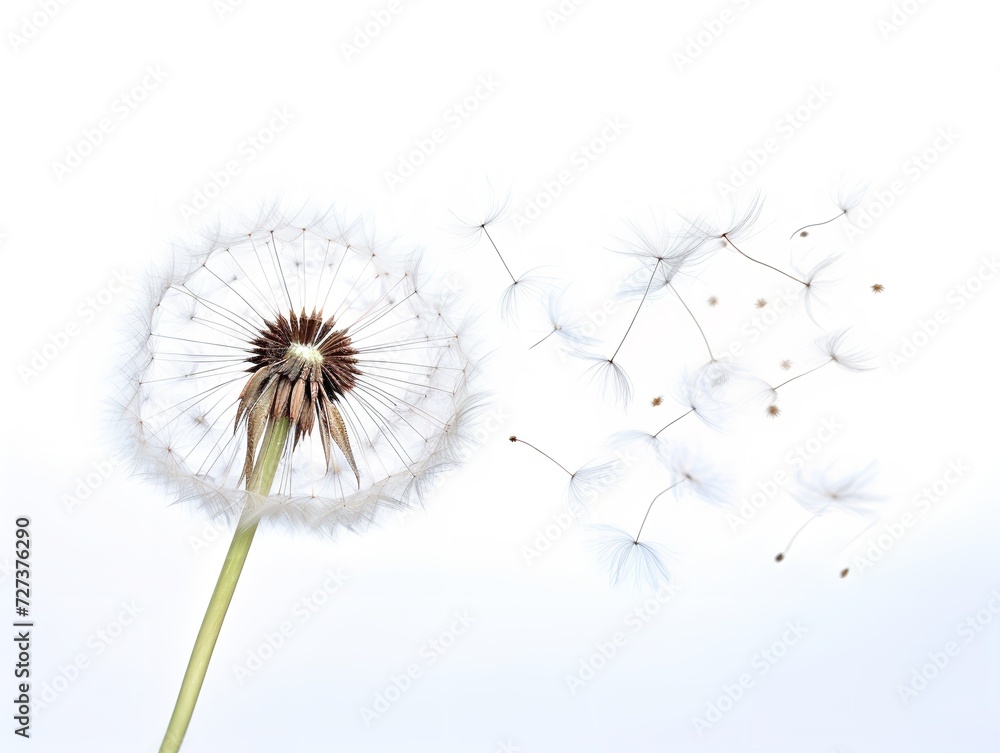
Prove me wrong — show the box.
[119,205,483,752]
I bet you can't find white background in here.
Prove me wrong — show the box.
[3,0,1000,751]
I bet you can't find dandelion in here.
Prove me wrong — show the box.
[871,283,885,293]
[120,207,481,752]
[774,462,881,563]
[509,436,619,515]
[789,181,868,239]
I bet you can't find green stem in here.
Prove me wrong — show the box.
[159,417,289,753]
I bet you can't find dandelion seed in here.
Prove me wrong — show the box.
[755,298,767,308]
[528,289,597,351]
[509,436,618,514]
[651,395,663,407]
[775,462,882,563]
[755,330,873,416]
[586,230,706,406]
[789,181,868,239]
[795,253,842,325]
[120,206,481,752]
[767,404,781,418]
[451,187,547,322]
[871,283,885,293]
[687,192,807,287]
[591,525,671,590]
[707,296,719,307]
[780,360,792,370]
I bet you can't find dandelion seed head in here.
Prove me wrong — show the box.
[118,206,483,535]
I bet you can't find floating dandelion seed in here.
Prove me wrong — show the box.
[591,525,671,590]
[756,329,874,416]
[795,253,842,325]
[651,395,663,407]
[688,192,807,287]
[755,298,767,308]
[592,447,727,588]
[780,359,793,370]
[121,207,481,752]
[580,229,706,407]
[509,436,619,515]
[707,296,719,307]
[871,283,885,293]
[767,404,781,418]
[451,188,548,322]
[789,181,868,239]
[529,289,597,351]
[775,462,882,563]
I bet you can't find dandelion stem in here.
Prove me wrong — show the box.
[723,234,806,286]
[159,417,290,753]
[510,437,573,477]
[789,210,845,240]
[482,227,517,284]
[635,479,685,541]
[652,408,694,438]
[775,514,819,562]
[611,259,661,362]
[669,285,714,361]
